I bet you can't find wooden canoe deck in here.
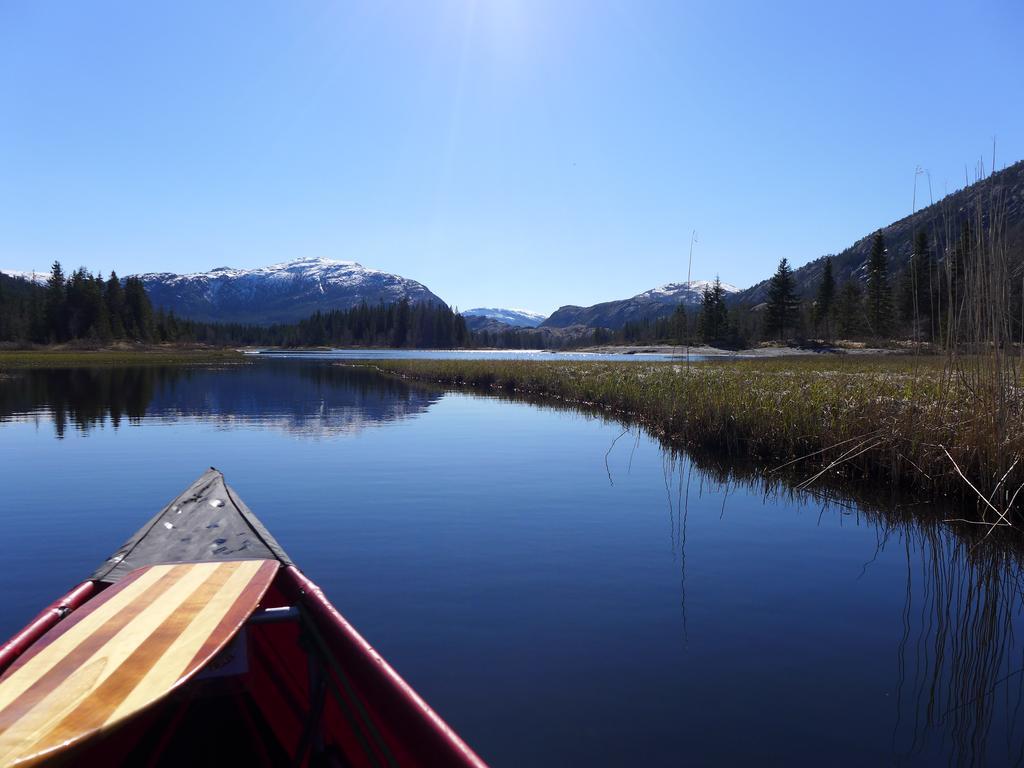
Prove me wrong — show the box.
[0,559,278,767]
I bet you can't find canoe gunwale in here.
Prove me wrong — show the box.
[280,565,489,768]
[0,580,99,676]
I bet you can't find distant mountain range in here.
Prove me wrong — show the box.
[543,280,738,330]
[136,257,445,325]
[4,160,1021,334]
[462,308,547,330]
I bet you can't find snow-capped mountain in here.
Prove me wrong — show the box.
[136,257,446,324]
[462,307,547,328]
[632,280,739,304]
[0,269,48,285]
[543,279,739,330]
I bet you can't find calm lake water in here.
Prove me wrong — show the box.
[1,360,1023,766]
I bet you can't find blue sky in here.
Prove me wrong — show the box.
[1,1,1021,315]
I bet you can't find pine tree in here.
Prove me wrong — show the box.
[123,277,153,340]
[28,278,45,342]
[814,257,836,340]
[670,304,688,345]
[105,272,126,338]
[726,305,748,348]
[835,279,864,338]
[454,312,469,346]
[0,277,6,341]
[764,258,799,341]
[865,231,892,339]
[91,273,112,340]
[65,268,103,338]
[44,261,67,342]
[391,299,410,347]
[698,277,729,344]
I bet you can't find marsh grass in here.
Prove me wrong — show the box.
[358,355,1023,521]
[932,166,1022,529]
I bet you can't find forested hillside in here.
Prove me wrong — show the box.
[734,160,1024,306]
[0,263,469,349]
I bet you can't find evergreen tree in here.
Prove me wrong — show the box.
[835,279,864,338]
[814,256,836,340]
[0,277,7,341]
[28,278,45,342]
[123,277,153,340]
[105,272,126,338]
[65,268,104,339]
[726,305,748,349]
[93,274,113,340]
[44,261,67,342]
[454,312,469,346]
[764,258,799,341]
[391,299,411,347]
[698,277,729,344]
[670,304,688,345]
[865,231,892,338]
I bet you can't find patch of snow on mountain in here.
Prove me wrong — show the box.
[135,257,446,324]
[463,307,548,328]
[634,280,739,303]
[0,269,48,285]
[140,257,370,285]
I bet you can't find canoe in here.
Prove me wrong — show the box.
[0,469,488,767]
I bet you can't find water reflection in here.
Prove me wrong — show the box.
[890,527,1024,766]
[2,361,1024,765]
[649,449,1024,766]
[0,363,442,439]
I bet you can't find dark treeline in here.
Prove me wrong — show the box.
[0,263,470,348]
[472,326,594,350]
[0,263,155,344]
[177,299,470,348]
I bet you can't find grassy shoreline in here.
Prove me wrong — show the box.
[355,357,1023,519]
[0,346,246,368]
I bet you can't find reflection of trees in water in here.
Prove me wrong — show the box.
[0,363,441,438]
[0,367,163,437]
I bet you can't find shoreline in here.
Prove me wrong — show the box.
[0,346,246,368]
[352,356,1020,524]
[572,343,914,357]
[0,341,927,366]
[247,342,919,358]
